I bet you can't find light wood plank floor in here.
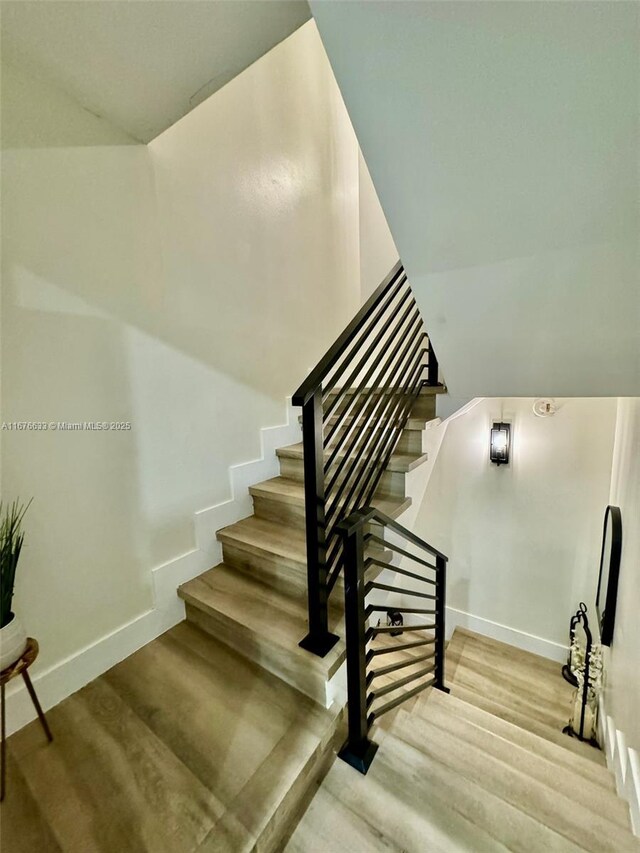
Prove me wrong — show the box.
[1,621,338,853]
[286,628,639,853]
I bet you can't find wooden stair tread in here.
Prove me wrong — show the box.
[417,691,628,824]
[288,724,589,853]
[178,563,345,679]
[452,627,562,673]
[321,412,432,432]
[249,476,412,518]
[445,628,606,766]
[218,515,307,565]
[327,384,447,399]
[449,682,607,766]
[445,629,576,728]
[415,686,614,791]
[276,442,428,473]
[392,708,637,852]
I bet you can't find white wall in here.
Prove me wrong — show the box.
[311,1,640,398]
[1,58,161,672]
[1,22,361,686]
[358,151,397,299]
[411,397,617,657]
[605,398,640,753]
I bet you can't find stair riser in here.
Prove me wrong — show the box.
[253,495,306,529]
[422,701,630,827]
[184,602,332,706]
[395,717,633,853]
[299,413,435,438]
[218,536,377,600]
[274,458,407,502]
[279,443,426,481]
[278,457,305,482]
[421,687,614,791]
[395,428,427,455]
[221,541,309,598]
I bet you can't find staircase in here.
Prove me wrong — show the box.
[174,259,638,851]
[178,385,440,706]
[286,628,639,852]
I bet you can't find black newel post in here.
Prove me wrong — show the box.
[434,555,450,693]
[426,338,439,386]
[338,519,378,774]
[299,387,339,657]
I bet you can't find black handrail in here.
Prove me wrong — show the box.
[293,261,406,407]
[337,507,448,774]
[293,261,441,657]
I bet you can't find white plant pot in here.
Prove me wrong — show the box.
[0,613,28,671]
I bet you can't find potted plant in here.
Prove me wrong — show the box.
[0,499,31,671]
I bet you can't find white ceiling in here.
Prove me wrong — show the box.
[1,0,311,143]
[311,1,640,397]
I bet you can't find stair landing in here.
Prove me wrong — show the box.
[285,628,637,852]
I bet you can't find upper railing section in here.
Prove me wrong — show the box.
[293,261,441,657]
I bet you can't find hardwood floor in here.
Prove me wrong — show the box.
[1,621,340,853]
[1,390,439,852]
[286,628,639,852]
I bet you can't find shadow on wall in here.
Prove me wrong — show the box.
[1,21,361,673]
[1,21,360,399]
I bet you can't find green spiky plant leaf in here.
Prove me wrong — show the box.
[0,498,32,629]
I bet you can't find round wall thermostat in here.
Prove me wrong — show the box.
[533,398,557,417]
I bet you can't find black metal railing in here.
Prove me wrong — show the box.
[292,261,440,656]
[337,507,448,773]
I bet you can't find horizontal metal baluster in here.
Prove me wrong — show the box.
[321,274,408,402]
[323,316,422,469]
[348,351,427,507]
[326,547,344,593]
[368,623,436,638]
[368,662,436,703]
[323,326,424,483]
[323,315,424,455]
[369,677,436,720]
[323,297,417,428]
[364,557,437,587]
[324,340,426,520]
[332,351,426,523]
[357,508,448,561]
[367,637,435,659]
[323,291,415,422]
[366,581,436,601]
[365,536,437,572]
[368,650,436,681]
[354,359,427,512]
[366,604,436,617]
[293,262,406,406]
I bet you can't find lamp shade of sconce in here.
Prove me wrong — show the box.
[490,422,510,466]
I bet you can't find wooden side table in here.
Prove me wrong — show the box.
[1,637,53,802]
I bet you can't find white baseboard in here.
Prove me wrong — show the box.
[5,607,165,736]
[6,400,300,737]
[445,605,568,663]
[193,398,300,562]
[600,698,640,837]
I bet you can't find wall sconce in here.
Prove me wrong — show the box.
[490,422,510,466]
